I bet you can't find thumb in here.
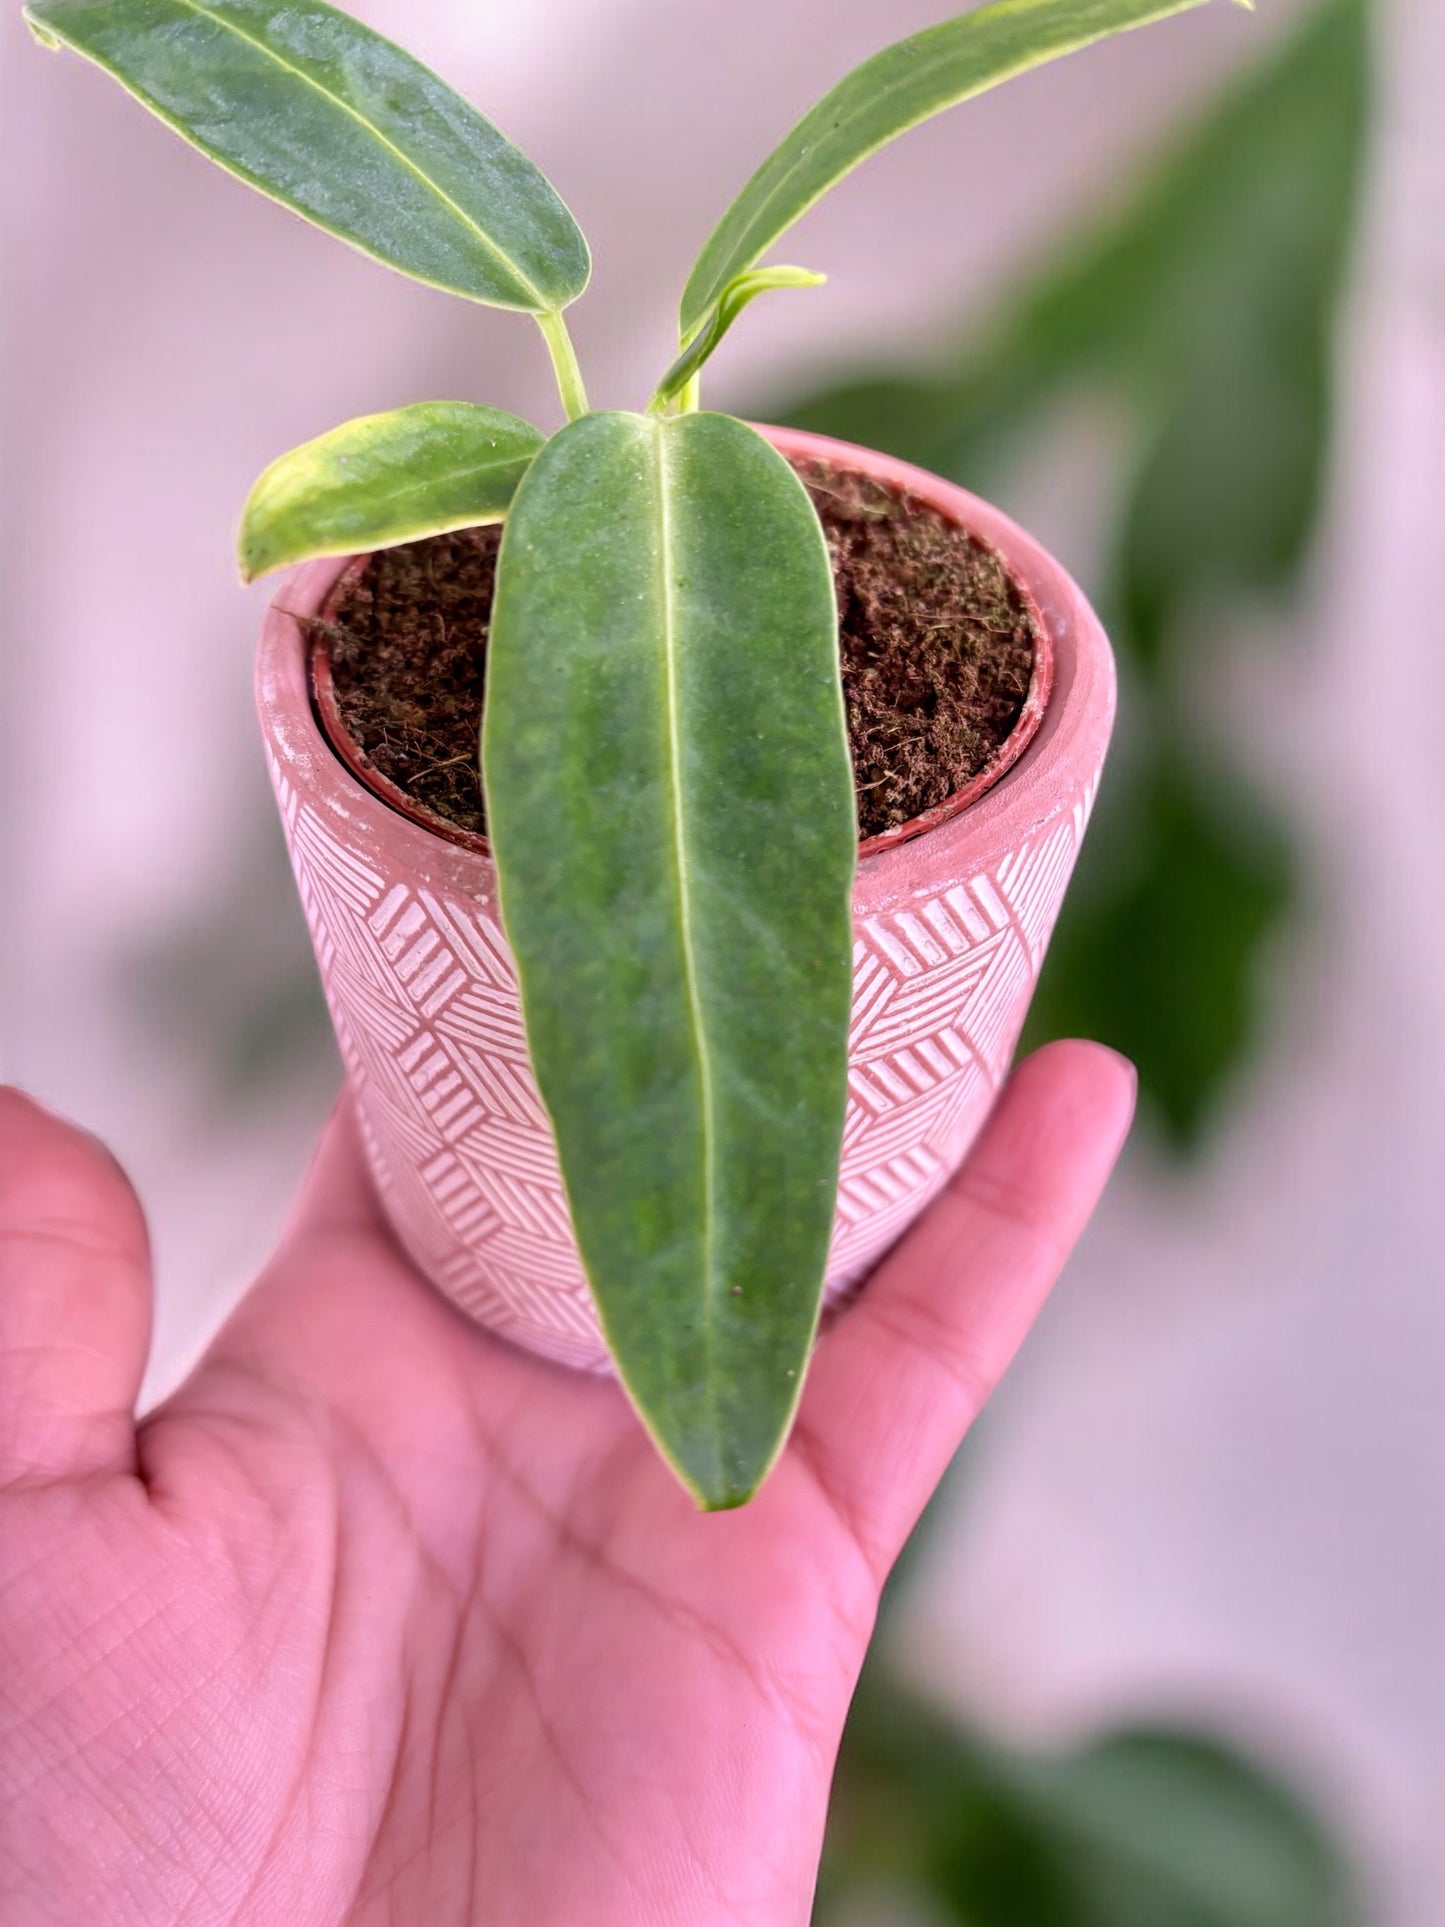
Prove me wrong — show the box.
[0,1089,153,1487]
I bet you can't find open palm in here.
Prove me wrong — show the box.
[0,1042,1132,1925]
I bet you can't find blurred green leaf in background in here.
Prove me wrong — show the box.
[776,0,1368,1146]
[819,1681,1360,1924]
[814,1423,1360,1925]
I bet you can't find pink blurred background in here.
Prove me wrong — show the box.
[4,1,1444,1919]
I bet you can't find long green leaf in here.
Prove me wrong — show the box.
[484,411,855,1508]
[26,0,589,313]
[679,0,1227,340]
[237,402,544,581]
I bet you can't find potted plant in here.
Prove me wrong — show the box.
[28,0,1239,1508]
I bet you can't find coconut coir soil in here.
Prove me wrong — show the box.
[321,457,1039,844]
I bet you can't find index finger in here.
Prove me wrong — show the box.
[793,1040,1136,1581]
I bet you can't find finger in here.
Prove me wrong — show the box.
[137,1093,416,1506]
[278,1089,391,1245]
[795,1040,1136,1579]
[182,1092,411,1375]
[0,1088,153,1486]
[177,1092,491,1408]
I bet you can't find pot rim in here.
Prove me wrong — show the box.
[304,422,1055,861]
[259,430,1114,919]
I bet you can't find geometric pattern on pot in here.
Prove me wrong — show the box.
[266,755,1096,1374]
[257,426,1116,1375]
[832,790,1096,1299]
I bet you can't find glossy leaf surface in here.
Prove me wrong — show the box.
[26,0,589,312]
[680,0,1221,340]
[238,402,544,581]
[484,411,854,1508]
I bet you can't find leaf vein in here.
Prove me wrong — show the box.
[282,450,529,512]
[653,425,721,1450]
[164,0,547,306]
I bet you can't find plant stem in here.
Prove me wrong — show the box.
[537,310,589,422]
[648,325,709,414]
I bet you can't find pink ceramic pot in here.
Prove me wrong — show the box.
[256,426,1115,1371]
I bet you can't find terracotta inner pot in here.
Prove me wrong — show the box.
[306,452,1055,860]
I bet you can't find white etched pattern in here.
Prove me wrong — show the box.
[271,750,1095,1371]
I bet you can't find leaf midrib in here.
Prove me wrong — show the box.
[266,448,534,513]
[652,424,721,1447]
[157,0,549,308]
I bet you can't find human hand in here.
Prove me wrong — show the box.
[0,1041,1132,1925]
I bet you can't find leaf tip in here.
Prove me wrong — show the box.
[673,1427,786,1514]
[680,1453,763,1513]
[24,9,62,51]
[697,1488,756,1516]
[639,1416,772,1514]
[235,530,269,585]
